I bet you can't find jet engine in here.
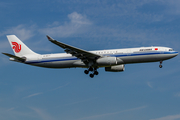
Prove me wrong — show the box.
[105,64,125,72]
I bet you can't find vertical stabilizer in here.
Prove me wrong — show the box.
[7,35,38,57]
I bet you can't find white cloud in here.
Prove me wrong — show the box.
[0,24,36,56]
[150,114,180,120]
[163,0,180,15]
[50,82,70,91]
[6,107,15,112]
[0,41,9,49]
[147,82,153,88]
[23,92,43,99]
[0,107,35,120]
[39,12,92,37]
[174,92,180,97]
[0,2,10,10]
[0,24,35,41]
[29,107,55,120]
[77,105,147,120]
[68,12,91,25]
[62,97,98,107]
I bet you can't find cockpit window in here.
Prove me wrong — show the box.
[169,49,173,51]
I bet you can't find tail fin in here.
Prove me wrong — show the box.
[7,35,38,57]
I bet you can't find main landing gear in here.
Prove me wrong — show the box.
[84,67,99,78]
[159,61,163,68]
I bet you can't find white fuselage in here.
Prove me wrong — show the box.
[24,46,178,68]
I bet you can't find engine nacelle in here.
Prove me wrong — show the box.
[105,64,125,72]
[96,57,117,66]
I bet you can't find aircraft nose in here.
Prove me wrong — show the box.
[167,51,178,59]
[173,51,178,57]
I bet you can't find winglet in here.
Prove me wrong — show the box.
[46,35,55,41]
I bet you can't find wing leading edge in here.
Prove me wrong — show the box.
[47,35,101,64]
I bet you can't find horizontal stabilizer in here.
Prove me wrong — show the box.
[2,53,26,62]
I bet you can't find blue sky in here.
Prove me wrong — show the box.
[0,0,180,120]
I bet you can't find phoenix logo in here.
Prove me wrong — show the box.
[12,42,21,53]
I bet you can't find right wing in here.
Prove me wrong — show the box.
[47,36,101,64]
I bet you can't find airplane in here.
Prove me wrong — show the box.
[2,35,178,78]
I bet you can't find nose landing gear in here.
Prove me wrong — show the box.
[159,61,163,68]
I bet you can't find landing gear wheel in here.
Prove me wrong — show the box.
[89,67,93,71]
[84,70,89,74]
[94,71,99,75]
[90,74,94,78]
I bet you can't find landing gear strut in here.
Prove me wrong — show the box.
[84,67,99,78]
[159,61,163,68]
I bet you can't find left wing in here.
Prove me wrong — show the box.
[47,36,101,63]
[2,53,26,62]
